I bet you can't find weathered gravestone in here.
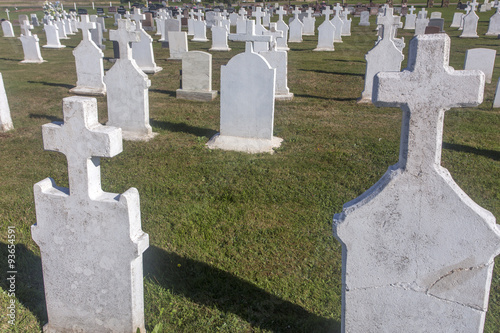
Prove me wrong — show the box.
[43,21,65,48]
[1,20,15,37]
[302,7,316,35]
[19,20,44,63]
[31,13,40,27]
[359,7,403,103]
[168,31,188,60]
[54,16,69,39]
[464,48,497,83]
[210,13,231,51]
[162,18,181,45]
[428,17,445,32]
[207,20,282,154]
[314,6,336,51]
[176,51,217,101]
[142,12,154,31]
[450,12,464,27]
[430,11,442,18]
[404,5,416,29]
[359,11,370,26]
[340,8,352,36]
[288,7,303,42]
[192,11,209,42]
[90,16,106,50]
[275,6,290,51]
[334,33,500,333]
[424,25,441,34]
[415,8,430,35]
[330,3,344,42]
[32,96,149,333]
[0,73,13,132]
[70,15,106,96]
[493,77,500,107]
[104,19,156,141]
[485,6,500,35]
[460,0,479,37]
[130,9,162,74]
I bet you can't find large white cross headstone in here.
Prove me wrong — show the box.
[276,6,287,21]
[109,18,139,60]
[32,96,149,332]
[322,6,333,20]
[77,14,96,41]
[335,33,500,332]
[229,20,272,53]
[131,7,145,29]
[20,20,33,36]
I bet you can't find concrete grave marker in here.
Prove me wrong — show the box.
[0,73,13,132]
[460,0,480,37]
[288,7,304,42]
[334,33,499,333]
[208,20,282,154]
[450,12,464,27]
[276,6,290,51]
[236,7,248,34]
[485,7,500,35]
[2,20,15,37]
[176,51,217,101]
[32,96,149,333]
[19,20,44,63]
[493,77,500,107]
[167,31,188,60]
[359,11,370,26]
[330,3,344,42]
[90,16,105,50]
[104,19,156,141]
[430,11,442,18]
[314,6,336,51]
[70,15,106,96]
[464,48,496,83]
[43,20,66,48]
[428,17,445,32]
[131,9,162,74]
[54,17,69,39]
[252,7,267,35]
[404,5,416,29]
[415,8,430,35]
[187,9,195,35]
[192,10,209,42]
[210,12,231,51]
[340,8,352,36]
[302,7,316,35]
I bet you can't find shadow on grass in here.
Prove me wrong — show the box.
[0,57,21,62]
[294,93,357,102]
[298,68,364,77]
[0,243,47,328]
[144,246,340,332]
[443,142,500,161]
[149,88,177,97]
[27,80,74,89]
[150,119,218,138]
[29,113,63,122]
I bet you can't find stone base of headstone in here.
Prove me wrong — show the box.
[275,92,294,101]
[176,89,218,101]
[120,130,158,142]
[43,44,66,49]
[20,59,46,64]
[141,66,163,75]
[69,86,106,96]
[192,37,209,42]
[313,46,335,51]
[357,96,373,104]
[209,46,231,51]
[206,133,283,154]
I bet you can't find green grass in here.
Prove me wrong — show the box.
[0,6,499,333]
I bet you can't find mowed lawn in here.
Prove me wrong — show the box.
[0,4,499,332]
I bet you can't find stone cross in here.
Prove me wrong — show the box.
[214,12,223,27]
[229,20,272,52]
[195,10,204,21]
[409,5,415,14]
[131,8,145,29]
[252,7,265,24]
[334,3,343,17]
[263,22,283,51]
[305,7,314,18]
[419,7,427,18]
[77,14,96,41]
[5,8,9,20]
[470,0,479,11]
[20,20,33,36]
[189,9,195,20]
[239,7,247,18]
[322,6,333,20]
[292,7,301,19]
[109,19,140,60]
[378,7,400,41]
[276,6,287,21]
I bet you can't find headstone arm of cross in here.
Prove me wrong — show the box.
[110,19,140,60]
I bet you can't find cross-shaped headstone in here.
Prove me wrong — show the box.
[109,19,140,60]
[229,20,272,52]
[470,0,479,11]
[131,8,145,29]
[77,14,96,41]
[239,7,247,18]
[222,9,228,17]
[20,20,33,36]
[189,9,195,19]
[252,7,265,24]
[374,34,484,171]
[195,10,204,21]
[322,6,333,20]
[334,3,343,17]
[305,7,314,18]
[5,8,9,20]
[292,7,301,19]
[418,7,427,18]
[378,7,400,41]
[276,6,287,21]
[214,12,224,27]
[263,22,283,51]
[42,97,123,197]
[409,5,416,14]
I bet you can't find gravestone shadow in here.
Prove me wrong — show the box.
[294,93,357,102]
[29,113,63,122]
[443,142,500,161]
[143,246,340,332]
[27,80,74,89]
[298,68,364,77]
[149,88,177,97]
[150,119,218,138]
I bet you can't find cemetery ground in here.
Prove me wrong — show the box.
[0,5,499,332]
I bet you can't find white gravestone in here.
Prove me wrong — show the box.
[430,11,442,18]
[485,7,500,35]
[90,16,105,50]
[168,31,188,60]
[276,6,290,51]
[54,17,69,39]
[415,8,429,35]
[314,6,336,51]
[404,6,416,29]
[32,96,149,333]
[262,7,271,28]
[176,51,217,101]
[205,11,216,28]
[192,11,209,42]
[131,9,162,74]
[334,33,499,333]
[207,20,282,154]
[210,13,231,51]
[70,15,106,96]
[163,18,181,42]
[464,48,496,83]
[493,77,500,107]
[460,0,480,38]
[19,20,44,63]
[330,3,344,42]
[0,73,13,132]
[236,8,248,34]
[31,13,40,27]
[2,20,15,37]
[252,7,267,35]
[359,11,370,26]
[302,7,316,35]
[96,16,107,34]
[187,10,195,35]
[288,7,303,43]
[229,12,238,26]
[450,12,464,27]
[104,19,156,141]
[359,7,403,103]
[340,8,352,36]
[43,21,66,48]
[155,9,167,37]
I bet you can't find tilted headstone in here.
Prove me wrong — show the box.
[131,9,162,74]
[1,20,15,37]
[464,48,497,83]
[314,6,336,51]
[450,12,464,27]
[460,0,479,37]
[205,10,216,28]
[415,8,430,35]
[359,7,403,103]
[276,6,290,51]
[302,7,316,35]
[330,3,344,42]
[485,7,500,35]
[176,51,217,101]
[207,20,282,154]
[404,5,416,29]
[359,10,370,26]
[32,96,149,333]
[70,15,106,96]
[0,73,13,132]
[19,20,44,63]
[43,21,66,49]
[334,33,499,333]
[104,19,156,141]
[288,7,303,42]
[192,11,209,42]
[168,31,188,60]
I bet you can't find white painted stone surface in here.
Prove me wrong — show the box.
[359,7,403,103]
[2,20,15,37]
[32,96,149,333]
[43,21,65,48]
[70,15,106,96]
[302,7,316,35]
[19,20,44,63]
[168,31,188,60]
[90,21,105,50]
[430,11,442,18]
[176,51,217,101]
[288,8,303,43]
[192,17,208,42]
[210,25,230,51]
[330,4,344,42]
[334,33,499,333]
[0,73,13,132]
[464,48,497,83]
[236,8,248,34]
[55,17,69,39]
[415,8,429,35]
[208,20,282,154]
[486,7,500,35]
[105,19,156,141]
[461,1,480,37]
[260,49,293,101]
[229,12,238,26]
[340,9,352,36]
[359,11,370,26]
[164,18,181,42]
[404,6,416,29]
[276,7,290,51]
[493,77,500,107]
[131,9,162,74]
[451,12,464,27]
[314,7,335,51]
